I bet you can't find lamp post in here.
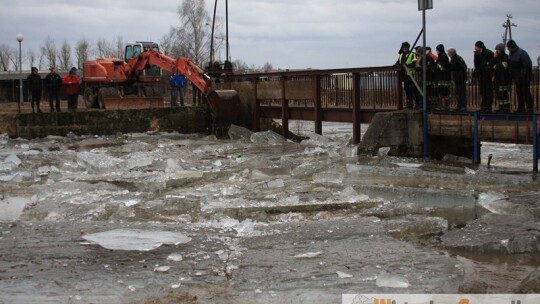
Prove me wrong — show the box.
[418,0,432,158]
[16,33,24,113]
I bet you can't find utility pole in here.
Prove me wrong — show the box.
[502,14,517,45]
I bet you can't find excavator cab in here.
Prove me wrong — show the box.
[124,42,159,61]
[125,42,162,81]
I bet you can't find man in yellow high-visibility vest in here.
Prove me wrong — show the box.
[396,42,418,109]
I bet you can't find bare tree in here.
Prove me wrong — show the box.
[114,36,124,59]
[0,44,15,71]
[75,38,91,69]
[58,40,72,70]
[232,59,249,74]
[38,51,45,70]
[27,49,38,70]
[8,47,27,72]
[40,36,57,69]
[160,26,190,58]
[96,38,114,58]
[262,62,274,72]
[160,0,213,66]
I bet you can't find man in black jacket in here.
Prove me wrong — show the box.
[26,67,42,113]
[448,48,468,112]
[435,44,451,110]
[507,40,533,112]
[45,67,62,112]
[473,41,494,112]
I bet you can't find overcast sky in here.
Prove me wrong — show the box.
[2,0,540,70]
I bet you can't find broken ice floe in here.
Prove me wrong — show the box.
[294,251,323,259]
[167,253,184,262]
[154,265,171,272]
[0,197,31,221]
[393,162,422,168]
[82,229,191,251]
[477,192,533,217]
[376,271,410,288]
[336,271,353,279]
[4,154,22,167]
[250,130,286,144]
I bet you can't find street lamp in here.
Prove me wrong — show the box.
[16,33,24,113]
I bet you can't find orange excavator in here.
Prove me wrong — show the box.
[82,42,239,128]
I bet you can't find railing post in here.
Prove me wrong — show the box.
[534,114,538,172]
[313,75,322,135]
[396,68,404,110]
[473,111,480,164]
[281,76,289,138]
[253,77,260,132]
[352,73,361,144]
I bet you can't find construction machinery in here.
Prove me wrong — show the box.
[82,42,239,128]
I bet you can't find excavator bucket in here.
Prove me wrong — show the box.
[206,89,241,129]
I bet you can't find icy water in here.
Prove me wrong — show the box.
[0,122,538,303]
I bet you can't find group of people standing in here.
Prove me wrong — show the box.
[25,66,81,113]
[397,39,534,113]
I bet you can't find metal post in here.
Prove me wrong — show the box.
[225,0,230,62]
[16,34,24,113]
[281,76,289,138]
[533,114,538,172]
[474,111,479,164]
[421,4,429,158]
[210,0,218,66]
[352,73,361,144]
[314,75,322,136]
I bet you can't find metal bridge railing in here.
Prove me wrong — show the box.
[215,66,540,113]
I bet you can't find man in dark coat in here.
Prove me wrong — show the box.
[435,44,451,110]
[448,48,468,112]
[506,40,533,112]
[414,46,436,109]
[45,67,62,112]
[473,41,494,112]
[26,67,42,113]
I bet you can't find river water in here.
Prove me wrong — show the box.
[0,121,538,303]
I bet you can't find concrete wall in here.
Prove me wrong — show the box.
[0,107,209,139]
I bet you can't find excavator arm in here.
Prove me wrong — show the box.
[124,50,211,94]
[121,50,240,129]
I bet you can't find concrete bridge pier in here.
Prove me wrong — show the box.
[358,110,475,161]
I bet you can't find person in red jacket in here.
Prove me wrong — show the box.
[63,67,80,111]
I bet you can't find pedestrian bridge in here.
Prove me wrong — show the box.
[212,65,539,170]
[214,65,539,144]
